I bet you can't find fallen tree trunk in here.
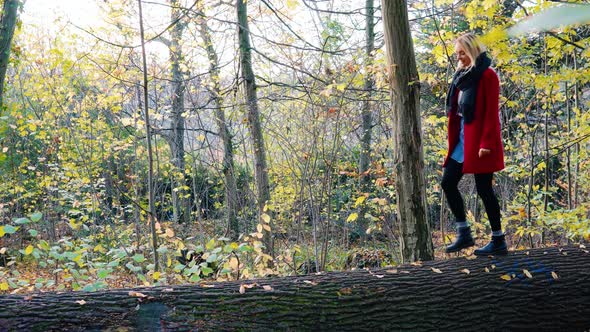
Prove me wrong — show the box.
[0,246,589,331]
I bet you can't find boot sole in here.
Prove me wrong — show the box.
[445,241,475,253]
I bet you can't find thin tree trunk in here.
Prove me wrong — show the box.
[137,0,159,271]
[168,0,190,224]
[565,78,572,210]
[236,0,272,254]
[0,0,19,110]
[358,0,375,241]
[1,247,588,331]
[197,8,239,240]
[381,0,433,263]
[573,50,580,208]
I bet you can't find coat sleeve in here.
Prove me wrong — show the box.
[479,70,501,150]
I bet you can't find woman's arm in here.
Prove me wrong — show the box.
[479,69,501,153]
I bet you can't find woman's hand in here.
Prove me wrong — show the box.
[478,148,491,158]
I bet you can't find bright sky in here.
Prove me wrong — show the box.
[22,0,103,29]
[21,0,172,59]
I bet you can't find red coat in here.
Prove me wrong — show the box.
[443,68,505,174]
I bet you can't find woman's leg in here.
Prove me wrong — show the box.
[441,158,466,223]
[474,173,507,255]
[442,159,474,253]
[474,173,501,232]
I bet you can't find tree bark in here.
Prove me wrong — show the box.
[1,247,589,331]
[381,0,433,262]
[0,0,19,110]
[198,7,239,240]
[137,0,159,271]
[358,0,375,241]
[236,0,272,253]
[168,0,191,224]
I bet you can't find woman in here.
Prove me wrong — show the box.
[442,33,506,255]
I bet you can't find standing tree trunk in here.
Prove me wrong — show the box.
[0,0,19,110]
[168,0,191,224]
[236,0,272,253]
[197,6,240,239]
[358,0,375,241]
[382,0,433,262]
[137,0,159,271]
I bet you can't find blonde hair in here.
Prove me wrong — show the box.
[455,33,486,70]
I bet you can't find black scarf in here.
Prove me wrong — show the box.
[445,52,491,124]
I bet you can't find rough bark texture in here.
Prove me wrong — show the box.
[168,0,190,224]
[358,0,375,241]
[198,10,239,240]
[0,0,19,109]
[0,247,588,331]
[236,0,272,252]
[382,0,433,262]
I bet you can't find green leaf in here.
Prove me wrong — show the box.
[28,229,38,237]
[508,4,590,36]
[97,269,109,279]
[14,218,30,225]
[107,260,120,268]
[238,244,252,252]
[3,225,18,234]
[206,253,217,263]
[29,212,43,222]
[223,244,234,254]
[132,254,145,263]
[125,262,142,272]
[205,238,216,251]
[38,240,50,251]
[82,284,97,292]
[201,266,214,276]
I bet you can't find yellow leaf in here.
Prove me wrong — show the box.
[153,272,161,280]
[346,213,358,223]
[523,269,533,278]
[93,244,105,253]
[76,300,87,305]
[354,195,366,208]
[484,267,490,273]
[262,224,271,232]
[262,285,273,291]
[0,282,8,291]
[460,269,470,275]
[0,226,4,237]
[386,269,398,274]
[257,224,263,233]
[500,274,512,281]
[165,228,175,238]
[229,257,239,270]
[261,213,271,224]
[551,271,559,280]
[128,291,147,298]
[0,247,6,254]
[431,267,443,274]
[24,245,34,256]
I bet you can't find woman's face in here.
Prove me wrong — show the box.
[455,42,471,68]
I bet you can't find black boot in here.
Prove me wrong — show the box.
[474,234,508,256]
[445,227,475,253]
